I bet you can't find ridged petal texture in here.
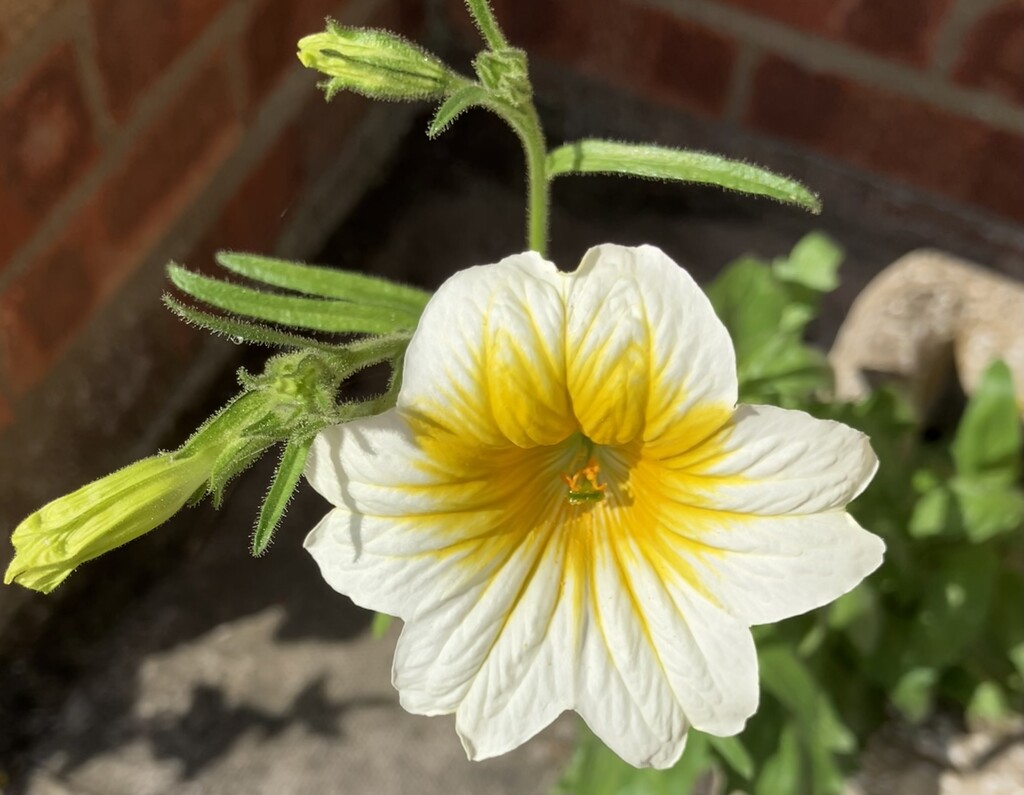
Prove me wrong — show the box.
[305,244,884,768]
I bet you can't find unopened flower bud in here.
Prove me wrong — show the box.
[4,449,218,593]
[298,23,458,102]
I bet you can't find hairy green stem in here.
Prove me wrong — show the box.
[464,0,509,50]
[488,101,549,255]
[522,105,550,256]
[464,0,550,253]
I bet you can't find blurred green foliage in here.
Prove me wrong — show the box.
[555,234,1024,795]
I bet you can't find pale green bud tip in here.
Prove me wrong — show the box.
[4,451,215,593]
[296,25,455,101]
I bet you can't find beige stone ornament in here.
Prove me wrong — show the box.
[830,250,1024,417]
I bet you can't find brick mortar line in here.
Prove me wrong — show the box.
[278,103,419,259]
[2,83,405,453]
[931,0,1004,78]
[276,0,417,257]
[138,0,410,268]
[223,20,251,120]
[529,58,1024,254]
[0,74,301,452]
[723,40,759,125]
[641,0,1024,136]
[0,0,81,89]
[0,0,401,295]
[0,360,12,414]
[0,0,409,429]
[0,0,399,401]
[68,0,116,145]
[0,0,254,294]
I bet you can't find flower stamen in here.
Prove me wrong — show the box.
[562,458,607,504]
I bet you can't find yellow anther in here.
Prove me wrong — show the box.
[563,458,607,504]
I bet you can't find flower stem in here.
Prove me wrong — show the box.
[464,0,550,255]
[464,0,509,50]
[523,106,550,256]
[489,101,549,255]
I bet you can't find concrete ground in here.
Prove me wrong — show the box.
[12,458,576,795]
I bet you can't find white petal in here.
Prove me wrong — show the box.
[452,535,579,759]
[307,408,573,522]
[308,451,582,747]
[572,517,759,768]
[573,528,690,769]
[306,409,583,731]
[304,411,571,620]
[306,410,446,517]
[684,511,885,626]
[564,244,737,447]
[398,251,574,448]
[678,404,879,515]
[304,506,502,621]
[627,403,883,626]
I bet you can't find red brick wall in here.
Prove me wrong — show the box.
[447,0,1024,228]
[0,0,424,437]
[2,0,1021,442]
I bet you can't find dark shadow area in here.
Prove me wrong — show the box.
[48,677,390,780]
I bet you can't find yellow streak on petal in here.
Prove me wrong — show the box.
[568,335,649,446]
[598,403,750,600]
[485,309,575,448]
[393,397,749,695]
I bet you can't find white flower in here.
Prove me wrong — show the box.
[304,244,883,768]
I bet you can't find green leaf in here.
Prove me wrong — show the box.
[1010,642,1024,682]
[551,726,635,795]
[759,644,855,754]
[828,582,881,655]
[163,295,338,351]
[755,725,801,795]
[708,734,753,781]
[737,337,831,406]
[952,475,1024,542]
[251,436,312,556]
[992,571,1024,682]
[707,259,788,362]
[909,544,997,667]
[707,257,831,404]
[772,232,842,292]
[552,726,714,795]
[215,252,430,311]
[952,360,1021,479]
[891,667,938,723]
[908,483,957,539]
[966,681,1011,724]
[427,84,491,137]
[168,265,421,334]
[546,139,821,213]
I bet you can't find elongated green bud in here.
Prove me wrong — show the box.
[4,449,217,593]
[297,23,459,102]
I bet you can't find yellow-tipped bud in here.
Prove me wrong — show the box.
[297,24,458,102]
[4,449,216,593]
